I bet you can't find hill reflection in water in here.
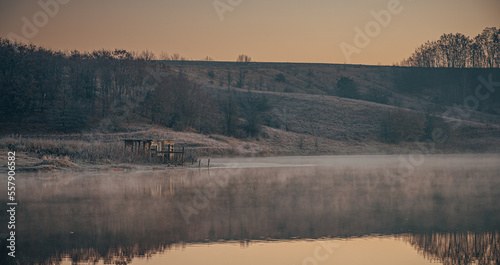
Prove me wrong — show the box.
[1,155,499,264]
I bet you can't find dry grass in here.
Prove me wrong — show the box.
[0,136,127,163]
[26,156,81,171]
[2,109,499,170]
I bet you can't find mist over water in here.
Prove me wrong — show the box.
[1,154,499,265]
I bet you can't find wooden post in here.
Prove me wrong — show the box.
[167,145,171,164]
[198,159,201,168]
[147,141,151,158]
[181,146,184,167]
[208,159,210,169]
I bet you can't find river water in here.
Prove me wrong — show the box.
[1,154,499,264]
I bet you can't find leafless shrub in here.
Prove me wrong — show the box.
[381,109,426,143]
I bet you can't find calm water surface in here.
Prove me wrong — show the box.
[1,154,499,265]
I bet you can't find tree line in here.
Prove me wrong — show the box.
[400,27,499,68]
[0,38,270,137]
[0,38,160,131]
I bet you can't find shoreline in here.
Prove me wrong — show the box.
[5,152,500,174]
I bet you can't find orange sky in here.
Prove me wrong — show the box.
[1,0,499,65]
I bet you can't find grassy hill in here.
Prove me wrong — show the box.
[163,61,500,114]
[2,59,500,168]
[160,61,500,150]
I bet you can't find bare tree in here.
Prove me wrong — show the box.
[237,68,246,88]
[227,70,232,90]
[170,53,183,61]
[139,50,156,61]
[159,51,170,60]
[401,27,499,68]
[236,54,252,63]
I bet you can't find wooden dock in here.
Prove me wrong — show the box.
[123,139,185,165]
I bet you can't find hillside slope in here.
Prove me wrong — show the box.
[157,61,500,152]
[163,61,500,113]
[2,61,500,168]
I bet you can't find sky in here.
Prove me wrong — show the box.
[0,0,499,65]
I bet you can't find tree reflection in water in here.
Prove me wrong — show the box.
[1,156,499,265]
[403,232,500,265]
